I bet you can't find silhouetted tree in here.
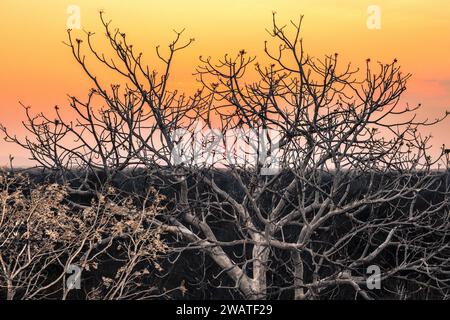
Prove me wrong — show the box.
[1,12,449,300]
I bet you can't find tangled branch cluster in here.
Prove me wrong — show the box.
[1,12,449,300]
[0,170,169,299]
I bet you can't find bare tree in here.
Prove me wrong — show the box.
[1,12,449,300]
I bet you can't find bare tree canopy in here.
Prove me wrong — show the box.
[1,12,449,300]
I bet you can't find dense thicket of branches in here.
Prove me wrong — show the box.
[0,169,173,299]
[1,12,449,300]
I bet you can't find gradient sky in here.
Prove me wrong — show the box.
[1,0,449,165]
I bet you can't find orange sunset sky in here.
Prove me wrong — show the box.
[0,0,449,166]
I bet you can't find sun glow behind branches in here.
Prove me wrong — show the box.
[0,0,449,165]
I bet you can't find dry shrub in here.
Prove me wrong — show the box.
[0,170,168,300]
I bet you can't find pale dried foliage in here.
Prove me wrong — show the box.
[0,170,168,300]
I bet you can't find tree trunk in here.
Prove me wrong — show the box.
[252,233,269,299]
[292,251,306,300]
[6,279,14,300]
